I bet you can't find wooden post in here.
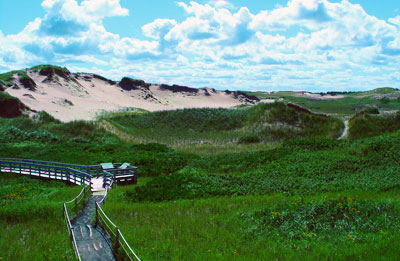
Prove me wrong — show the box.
[115,226,120,253]
[95,203,98,228]
[70,226,73,241]
[75,198,77,210]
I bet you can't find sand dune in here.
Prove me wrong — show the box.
[5,69,258,122]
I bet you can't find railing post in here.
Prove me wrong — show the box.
[95,203,98,228]
[70,226,73,241]
[115,226,120,253]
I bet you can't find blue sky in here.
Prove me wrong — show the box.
[0,0,400,92]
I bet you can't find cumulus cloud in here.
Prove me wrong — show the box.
[1,0,400,91]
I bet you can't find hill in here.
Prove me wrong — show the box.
[246,88,400,118]
[0,65,259,122]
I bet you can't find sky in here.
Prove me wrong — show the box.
[0,0,400,92]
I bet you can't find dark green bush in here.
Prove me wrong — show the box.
[238,135,261,144]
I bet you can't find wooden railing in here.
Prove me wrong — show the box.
[0,157,102,176]
[0,158,92,186]
[0,158,93,260]
[103,164,138,184]
[96,186,140,260]
[63,185,91,261]
[0,157,139,260]
[0,158,138,186]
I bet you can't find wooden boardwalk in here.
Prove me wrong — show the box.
[0,158,140,261]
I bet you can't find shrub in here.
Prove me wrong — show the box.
[238,135,261,144]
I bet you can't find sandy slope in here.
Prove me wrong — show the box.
[5,71,257,122]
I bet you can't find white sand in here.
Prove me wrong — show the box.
[300,92,345,99]
[6,71,255,122]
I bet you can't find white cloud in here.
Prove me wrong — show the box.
[389,16,400,27]
[142,19,177,40]
[1,0,400,91]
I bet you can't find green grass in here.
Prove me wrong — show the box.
[30,65,69,74]
[246,88,400,117]
[0,173,82,260]
[102,102,344,154]
[0,69,29,88]
[0,91,19,102]
[103,186,400,260]
[94,130,400,259]
[2,85,400,259]
[348,111,400,139]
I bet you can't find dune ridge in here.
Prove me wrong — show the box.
[2,66,259,121]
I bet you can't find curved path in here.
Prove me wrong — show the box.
[338,120,349,140]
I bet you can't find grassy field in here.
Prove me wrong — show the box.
[2,91,400,259]
[246,88,400,118]
[98,130,400,260]
[0,173,82,260]
[100,102,344,154]
[104,185,400,260]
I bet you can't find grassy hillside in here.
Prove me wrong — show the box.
[348,111,400,139]
[0,173,81,260]
[246,88,400,117]
[2,93,400,259]
[101,102,343,154]
[102,131,400,260]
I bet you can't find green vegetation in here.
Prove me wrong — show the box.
[3,85,400,259]
[0,91,18,102]
[104,186,400,260]
[0,69,29,88]
[246,88,400,117]
[102,102,343,154]
[98,130,400,260]
[0,173,81,260]
[348,111,400,139]
[30,64,70,74]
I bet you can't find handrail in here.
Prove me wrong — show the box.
[0,159,93,186]
[66,185,88,204]
[0,157,102,176]
[95,188,140,261]
[63,185,91,261]
[0,158,92,260]
[0,157,139,260]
